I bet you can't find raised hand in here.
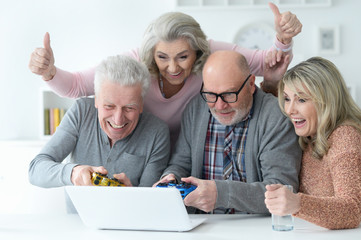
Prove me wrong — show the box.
[262,50,291,96]
[269,2,302,44]
[29,32,56,81]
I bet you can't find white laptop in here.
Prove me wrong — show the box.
[65,186,206,231]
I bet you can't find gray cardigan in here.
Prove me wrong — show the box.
[29,97,170,188]
[163,88,302,214]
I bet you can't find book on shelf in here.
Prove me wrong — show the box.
[49,108,54,135]
[44,108,67,136]
[44,109,50,135]
[53,108,60,132]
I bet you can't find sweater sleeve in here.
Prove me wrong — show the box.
[45,49,141,98]
[47,67,96,98]
[208,37,293,77]
[214,92,301,214]
[28,101,82,187]
[161,95,209,182]
[294,126,361,229]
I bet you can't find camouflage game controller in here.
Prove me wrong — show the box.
[91,172,125,187]
[156,181,196,199]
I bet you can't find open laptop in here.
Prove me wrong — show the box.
[65,186,206,231]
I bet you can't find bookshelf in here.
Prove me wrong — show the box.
[39,88,75,140]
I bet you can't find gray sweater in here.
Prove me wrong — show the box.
[29,97,170,188]
[163,89,302,214]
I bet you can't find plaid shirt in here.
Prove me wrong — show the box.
[202,112,251,182]
[202,111,252,214]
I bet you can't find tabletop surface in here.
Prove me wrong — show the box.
[0,213,360,240]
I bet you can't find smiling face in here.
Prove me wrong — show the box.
[154,38,197,85]
[283,85,318,138]
[202,51,255,126]
[95,80,143,146]
[204,78,255,126]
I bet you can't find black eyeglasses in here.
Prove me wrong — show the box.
[200,74,252,103]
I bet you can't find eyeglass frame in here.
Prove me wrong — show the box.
[200,73,252,103]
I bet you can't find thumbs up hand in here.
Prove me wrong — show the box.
[29,32,56,81]
[269,2,302,45]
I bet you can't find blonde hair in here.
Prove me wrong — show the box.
[139,12,210,76]
[278,57,361,159]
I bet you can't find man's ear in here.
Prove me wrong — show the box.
[249,74,256,94]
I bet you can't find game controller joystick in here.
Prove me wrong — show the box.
[156,181,197,199]
[91,172,125,187]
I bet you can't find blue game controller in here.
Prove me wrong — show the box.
[156,181,197,199]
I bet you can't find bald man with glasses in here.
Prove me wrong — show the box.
[159,51,302,214]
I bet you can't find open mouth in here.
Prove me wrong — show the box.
[168,71,182,78]
[108,122,127,129]
[292,118,306,127]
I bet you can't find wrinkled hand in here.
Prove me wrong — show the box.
[182,177,217,213]
[262,50,291,96]
[264,184,301,216]
[113,173,133,187]
[29,32,56,81]
[269,2,302,44]
[152,173,176,187]
[71,165,107,186]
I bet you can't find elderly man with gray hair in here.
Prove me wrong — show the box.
[29,55,170,190]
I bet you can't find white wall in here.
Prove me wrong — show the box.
[0,0,360,141]
[0,141,67,214]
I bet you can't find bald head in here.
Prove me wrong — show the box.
[201,50,256,126]
[203,51,250,80]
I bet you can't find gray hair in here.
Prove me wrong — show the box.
[140,12,210,75]
[94,55,150,98]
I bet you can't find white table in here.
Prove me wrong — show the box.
[0,214,360,240]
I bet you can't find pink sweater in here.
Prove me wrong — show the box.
[47,39,292,145]
[295,125,361,229]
